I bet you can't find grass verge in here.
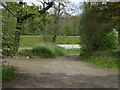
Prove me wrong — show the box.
[2,64,17,83]
[65,49,81,55]
[78,50,118,71]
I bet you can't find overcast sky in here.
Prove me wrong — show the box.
[23,0,82,6]
[22,0,82,16]
[23,0,82,3]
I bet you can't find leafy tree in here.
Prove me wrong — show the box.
[79,2,119,52]
[21,16,43,35]
[0,0,54,53]
[2,10,16,56]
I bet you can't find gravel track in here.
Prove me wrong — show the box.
[2,55,118,88]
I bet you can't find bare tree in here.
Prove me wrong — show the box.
[51,1,66,43]
[39,0,48,42]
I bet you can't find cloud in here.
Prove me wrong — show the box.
[68,0,84,2]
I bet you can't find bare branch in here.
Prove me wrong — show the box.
[21,2,54,22]
[38,2,54,14]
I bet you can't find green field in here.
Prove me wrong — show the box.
[20,36,80,48]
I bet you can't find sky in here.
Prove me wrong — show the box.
[23,0,82,6]
[23,0,82,3]
[23,0,82,16]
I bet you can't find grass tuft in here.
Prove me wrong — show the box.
[2,64,17,83]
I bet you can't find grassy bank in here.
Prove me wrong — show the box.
[20,36,80,48]
[78,50,118,71]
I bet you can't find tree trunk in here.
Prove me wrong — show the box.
[13,30,21,53]
[13,1,23,54]
[52,2,61,43]
[53,20,58,43]
[13,18,22,54]
[53,27,57,43]
[43,18,46,42]
[43,25,46,42]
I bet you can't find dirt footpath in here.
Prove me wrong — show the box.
[3,55,118,88]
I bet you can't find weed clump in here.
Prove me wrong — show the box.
[2,64,17,83]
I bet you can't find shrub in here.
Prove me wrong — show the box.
[2,64,17,83]
[79,3,117,52]
[32,44,65,58]
[101,31,118,50]
[18,44,65,58]
[32,46,54,58]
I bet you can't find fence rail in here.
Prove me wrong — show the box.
[56,44,81,49]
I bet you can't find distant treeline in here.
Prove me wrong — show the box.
[21,16,80,36]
